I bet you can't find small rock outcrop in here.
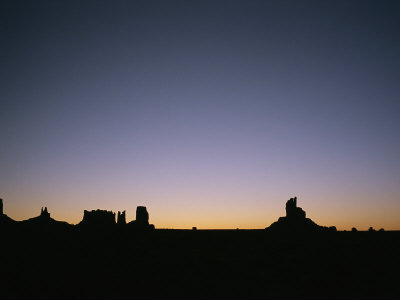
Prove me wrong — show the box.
[127,206,155,230]
[265,197,335,233]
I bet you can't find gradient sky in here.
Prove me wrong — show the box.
[1,0,399,229]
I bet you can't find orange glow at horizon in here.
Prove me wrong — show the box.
[3,192,400,231]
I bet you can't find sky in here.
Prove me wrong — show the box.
[1,0,399,229]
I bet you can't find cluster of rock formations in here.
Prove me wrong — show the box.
[0,198,154,230]
[265,197,336,232]
[0,197,383,232]
[78,206,154,229]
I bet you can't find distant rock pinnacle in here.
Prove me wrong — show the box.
[266,196,336,232]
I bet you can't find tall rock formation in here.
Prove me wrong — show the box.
[127,206,154,230]
[40,207,51,219]
[265,197,336,232]
[285,197,306,219]
[117,211,126,225]
[0,198,16,227]
[136,206,149,225]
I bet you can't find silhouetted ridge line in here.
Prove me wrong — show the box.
[265,197,336,232]
[0,198,388,231]
[0,199,155,231]
[21,206,71,230]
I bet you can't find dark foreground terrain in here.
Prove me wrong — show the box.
[1,228,399,299]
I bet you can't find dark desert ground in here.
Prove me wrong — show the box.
[1,198,399,299]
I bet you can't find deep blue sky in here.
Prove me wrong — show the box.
[1,0,399,229]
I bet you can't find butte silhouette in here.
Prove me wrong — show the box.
[79,206,154,229]
[265,197,336,232]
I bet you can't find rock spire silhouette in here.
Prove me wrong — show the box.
[266,197,336,232]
